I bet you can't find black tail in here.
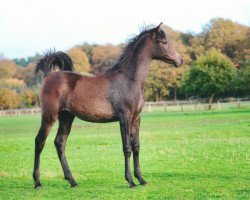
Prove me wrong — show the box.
[35,50,73,76]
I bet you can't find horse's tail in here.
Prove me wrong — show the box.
[35,50,73,76]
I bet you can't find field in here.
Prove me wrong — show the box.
[0,109,249,199]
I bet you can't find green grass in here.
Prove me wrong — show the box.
[0,109,249,199]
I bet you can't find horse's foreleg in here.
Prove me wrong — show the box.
[131,116,147,185]
[54,111,77,187]
[33,116,56,188]
[119,113,136,188]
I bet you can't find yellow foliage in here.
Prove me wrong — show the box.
[0,59,17,79]
[0,89,20,109]
[67,47,90,73]
[4,78,24,85]
[0,78,25,92]
[91,45,121,74]
[22,90,38,107]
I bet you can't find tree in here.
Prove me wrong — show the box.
[79,43,97,64]
[181,49,236,108]
[235,60,250,96]
[146,61,187,101]
[0,89,20,109]
[91,45,121,74]
[16,63,43,88]
[67,47,90,74]
[235,29,250,61]
[146,61,171,101]
[14,53,41,67]
[0,78,25,93]
[13,58,29,67]
[190,18,249,62]
[0,59,17,79]
[165,65,188,101]
[22,90,38,107]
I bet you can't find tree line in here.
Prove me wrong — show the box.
[0,18,249,109]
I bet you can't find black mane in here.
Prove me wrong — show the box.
[106,26,156,77]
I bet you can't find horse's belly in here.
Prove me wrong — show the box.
[67,100,117,123]
[75,108,118,122]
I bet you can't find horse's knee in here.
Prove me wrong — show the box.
[123,147,132,157]
[132,145,140,154]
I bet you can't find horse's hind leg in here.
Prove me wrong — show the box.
[33,115,57,188]
[54,111,77,187]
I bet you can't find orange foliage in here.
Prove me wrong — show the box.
[91,45,121,74]
[67,47,90,73]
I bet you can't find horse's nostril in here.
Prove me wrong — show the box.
[180,58,183,65]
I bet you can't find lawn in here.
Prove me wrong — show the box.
[0,109,249,199]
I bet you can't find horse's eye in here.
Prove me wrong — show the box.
[162,40,168,44]
[156,39,167,44]
[159,30,165,37]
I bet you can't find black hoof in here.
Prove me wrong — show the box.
[34,183,42,189]
[71,182,78,188]
[129,180,137,188]
[139,179,147,186]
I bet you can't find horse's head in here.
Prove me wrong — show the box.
[150,23,183,67]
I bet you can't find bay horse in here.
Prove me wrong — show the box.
[33,23,183,188]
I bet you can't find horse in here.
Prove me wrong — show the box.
[33,23,183,189]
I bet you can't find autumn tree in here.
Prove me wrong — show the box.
[22,89,38,107]
[0,59,17,79]
[91,45,121,74]
[146,60,187,101]
[0,78,25,92]
[79,43,97,63]
[190,18,249,62]
[146,61,171,101]
[67,47,90,74]
[16,63,43,88]
[0,89,20,109]
[181,49,236,108]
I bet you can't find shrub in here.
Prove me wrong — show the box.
[22,90,38,108]
[0,89,21,109]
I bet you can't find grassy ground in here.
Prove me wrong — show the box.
[0,109,249,199]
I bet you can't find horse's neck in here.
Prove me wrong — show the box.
[119,39,152,88]
[132,46,152,88]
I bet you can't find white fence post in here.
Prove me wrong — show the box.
[164,101,167,112]
[148,103,152,112]
[237,98,241,109]
[217,101,221,110]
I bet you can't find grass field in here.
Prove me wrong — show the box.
[0,109,249,199]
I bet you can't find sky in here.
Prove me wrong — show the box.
[0,0,249,59]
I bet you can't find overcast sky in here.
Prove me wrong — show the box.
[0,0,249,59]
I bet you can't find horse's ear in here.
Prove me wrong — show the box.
[156,22,163,30]
[152,22,164,40]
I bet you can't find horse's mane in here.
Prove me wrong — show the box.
[105,25,156,78]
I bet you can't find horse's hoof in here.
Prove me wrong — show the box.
[129,181,137,188]
[34,183,42,189]
[71,182,78,188]
[139,179,147,186]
